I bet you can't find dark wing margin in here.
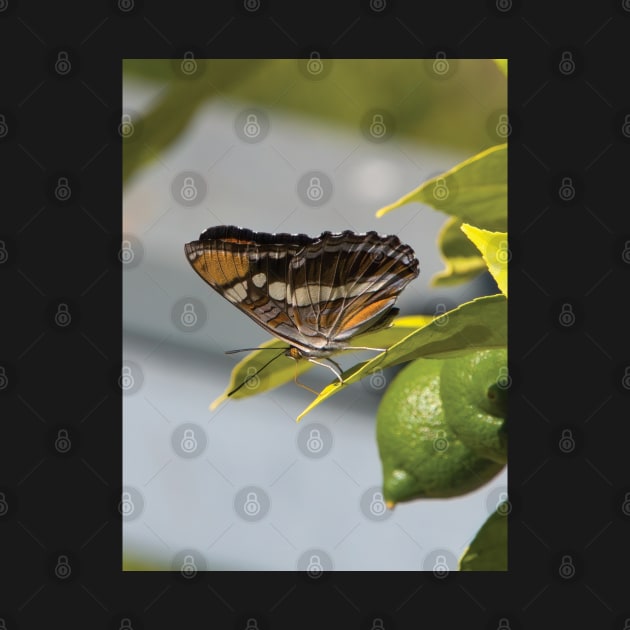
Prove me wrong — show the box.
[288,230,419,342]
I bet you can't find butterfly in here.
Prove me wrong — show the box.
[185,225,419,393]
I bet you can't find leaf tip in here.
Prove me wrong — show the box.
[209,394,227,411]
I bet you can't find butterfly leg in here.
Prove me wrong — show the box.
[291,356,320,395]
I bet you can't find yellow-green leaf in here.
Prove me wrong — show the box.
[210,315,434,410]
[296,295,506,422]
[375,144,507,232]
[460,224,508,297]
[459,504,508,571]
[493,59,508,77]
[432,216,489,287]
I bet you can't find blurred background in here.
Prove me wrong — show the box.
[122,58,507,570]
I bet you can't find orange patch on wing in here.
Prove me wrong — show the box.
[337,296,393,330]
[193,250,250,285]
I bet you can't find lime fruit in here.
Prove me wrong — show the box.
[376,357,505,506]
[439,348,507,464]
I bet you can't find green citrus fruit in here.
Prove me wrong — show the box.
[376,357,505,506]
[439,348,507,464]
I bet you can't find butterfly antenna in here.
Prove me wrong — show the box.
[225,347,286,354]
[227,349,286,397]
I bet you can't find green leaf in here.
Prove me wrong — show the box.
[210,316,434,411]
[296,295,506,421]
[432,216,489,287]
[493,59,508,77]
[375,143,507,230]
[459,504,508,571]
[461,224,508,297]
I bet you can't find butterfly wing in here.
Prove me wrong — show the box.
[288,230,419,345]
[185,226,318,351]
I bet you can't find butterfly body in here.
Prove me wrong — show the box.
[185,225,419,360]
